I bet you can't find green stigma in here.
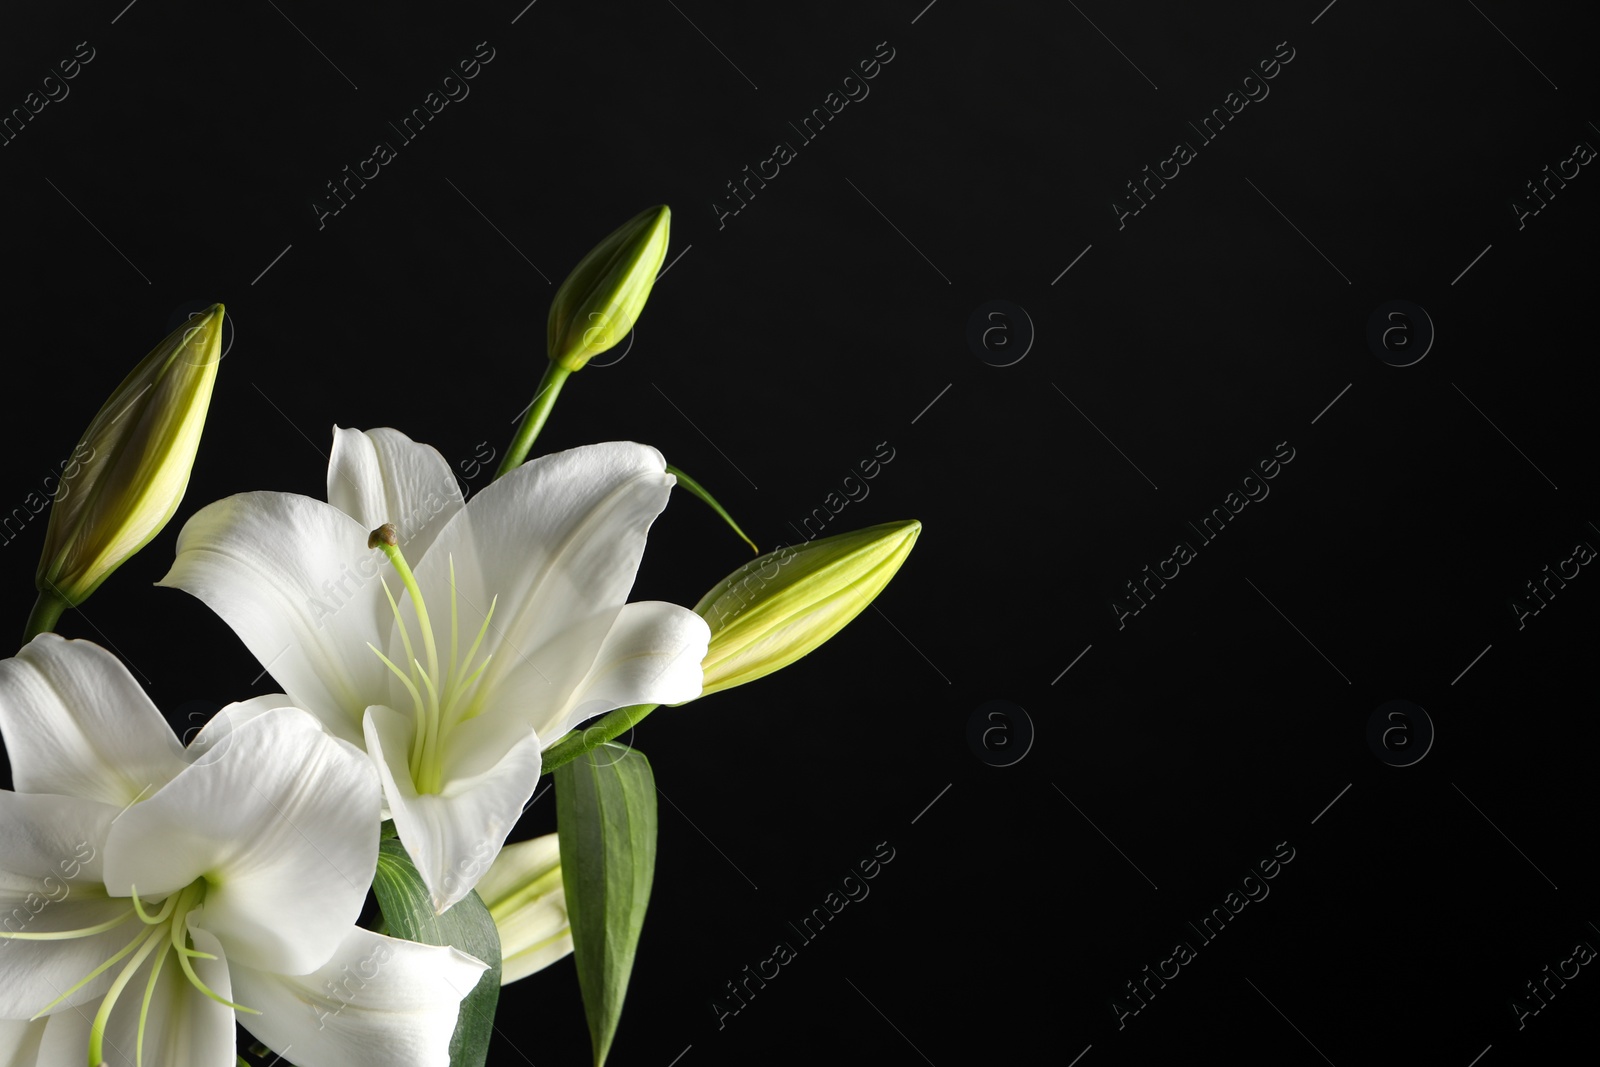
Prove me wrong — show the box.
[368,524,498,794]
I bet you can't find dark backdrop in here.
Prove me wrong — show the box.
[2,1,1596,1064]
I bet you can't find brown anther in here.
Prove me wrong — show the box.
[368,523,399,549]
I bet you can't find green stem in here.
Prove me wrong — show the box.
[497,363,572,478]
[22,588,69,643]
[541,702,658,775]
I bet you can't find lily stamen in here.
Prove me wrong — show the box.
[367,525,499,795]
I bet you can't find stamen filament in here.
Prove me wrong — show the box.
[28,916,146,1019]
[136,933,171,1067]
[365,527,502,796]
[87,926,164,1066]
[375,536,440,700]
[168,885,256,1015]
[129,887,178,927]
[458,595,499,701]
[448,555,461,702]
[380,578,421,689]
[444,655,494,732]
[1,908,135,942]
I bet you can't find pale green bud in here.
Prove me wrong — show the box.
[693,520,921,698]
[36,304,224,606]
[476,833,572,983]
[547,205,670,371]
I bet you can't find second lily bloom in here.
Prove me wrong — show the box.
[161,427,709,913]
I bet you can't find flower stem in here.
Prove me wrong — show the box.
[22,588,69,643]
[540,702,658,775]
[497,363,571,478]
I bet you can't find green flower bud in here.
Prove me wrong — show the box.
[35,305,224,608]
[476,833,572,983]
[547,205,670,371]
[693,520,921,698]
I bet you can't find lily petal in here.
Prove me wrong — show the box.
[550,600,708,739]
[411,442,677,708]
[233,927,487,1067]
[184,692,292,755]
[103,708,379,975]
[0,791,128,1019]
[0,1019,44,1066]
[158,491,392,744]
[327,427,464,562]
[0,635,186,807]
[365,706,540,914]
[35,923,235,1067]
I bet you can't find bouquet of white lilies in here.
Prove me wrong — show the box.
[0,206,918,1067]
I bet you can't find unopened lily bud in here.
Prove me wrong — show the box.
[35,304,224,607]
[693,520,920,698]
[547,205,670,371]
[476,833,572,983]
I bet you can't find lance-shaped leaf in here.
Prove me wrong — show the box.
[372,837,503,1067]
[555,743,658,1067]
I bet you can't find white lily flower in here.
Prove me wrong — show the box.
[0,635,487,1067]
[159,430,709,913]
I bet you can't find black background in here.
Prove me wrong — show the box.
[2,1,1597,1064]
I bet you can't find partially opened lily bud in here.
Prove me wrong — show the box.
[476,833,573,983]
[548,205,670,371]
[34,304,224,613]
[694,520,921,698]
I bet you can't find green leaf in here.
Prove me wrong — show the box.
[666,463,757,554]
[372,838,503,1067]
[556,743,659,1066]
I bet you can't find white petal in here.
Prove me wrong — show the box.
[233,927,487,1067]
[365,707,540,914]
[327,427,465,562]
[0,635,186,807]
[158,491,394,745]
[0,1019,44,1067]
[184,692,292,755]
[35,924,235,1067]
[477,834,572,984]
[539,600,709,741]
[411,442,677,717]
[103,708,380,975]
[0,791,129,1019]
